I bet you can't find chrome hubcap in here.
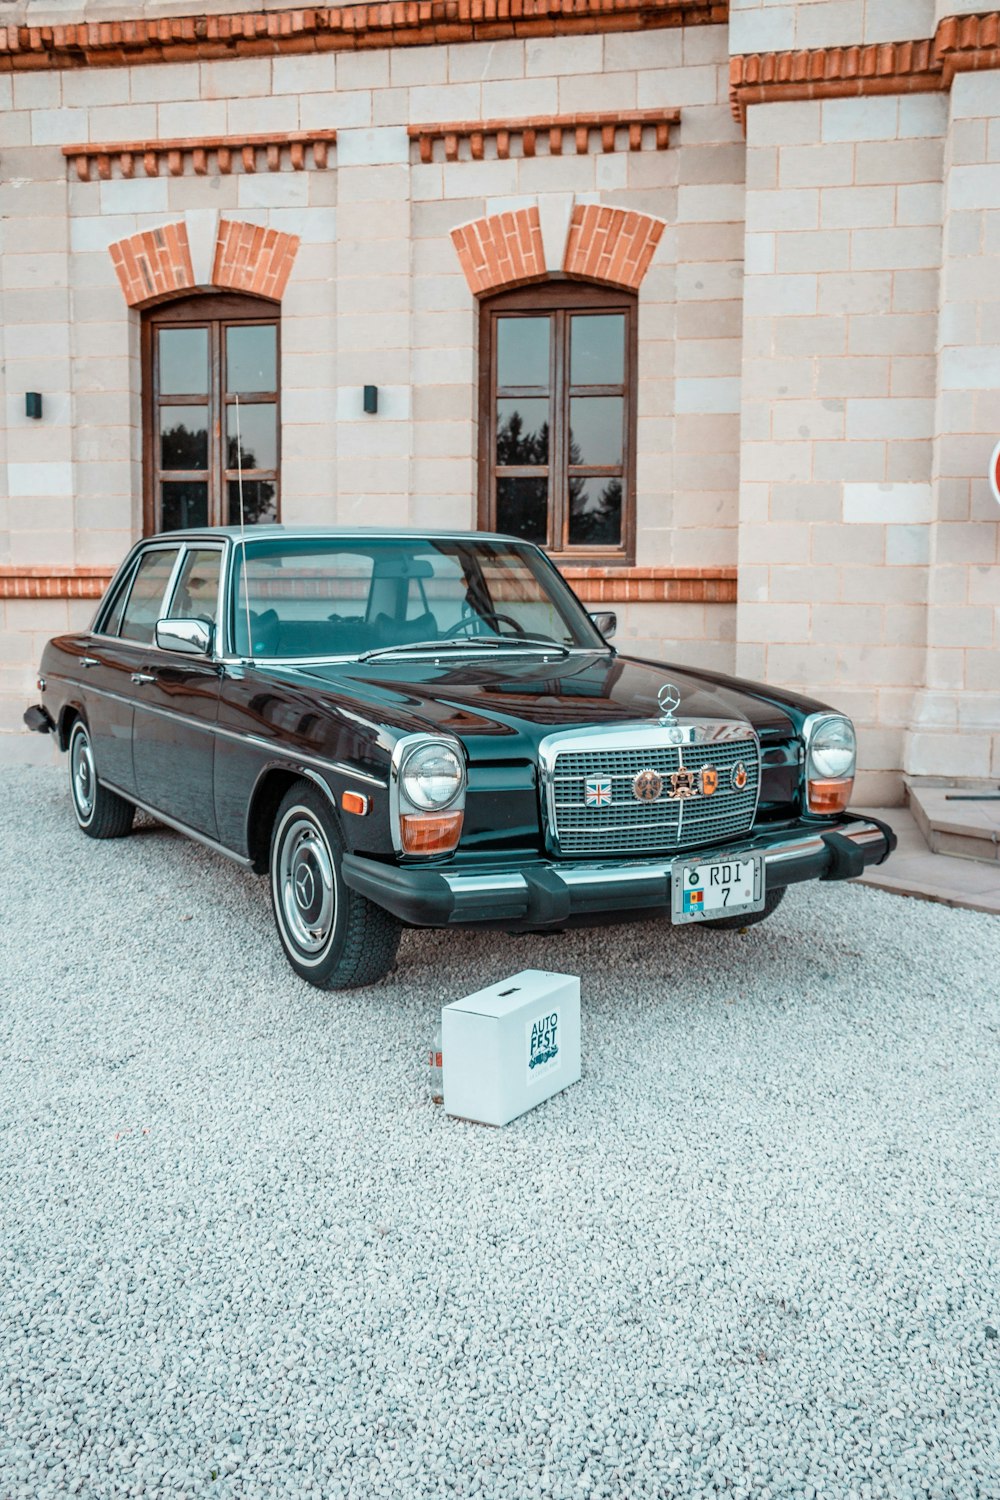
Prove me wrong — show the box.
[278,815,336,955]
[71,730,95,819]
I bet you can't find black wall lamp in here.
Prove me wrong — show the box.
[363,385,378,415]
[25,392,43,420]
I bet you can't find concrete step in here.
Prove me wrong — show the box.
[907,782,1000,865]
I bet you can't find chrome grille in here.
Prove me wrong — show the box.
[545,727,760,857]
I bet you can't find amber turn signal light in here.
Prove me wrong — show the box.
[341,790,370,816]
[400,811,464,855]
[808,777,854,815]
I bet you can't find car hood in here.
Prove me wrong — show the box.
[272,650,814,761]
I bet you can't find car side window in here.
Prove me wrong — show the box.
[166,547,222,625]
[118,548,181,644]
[99,561,139,637]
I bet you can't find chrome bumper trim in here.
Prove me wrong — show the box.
[440,819,886,901]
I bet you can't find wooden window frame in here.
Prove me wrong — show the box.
[478,280,638,566]
[142,291,281,536]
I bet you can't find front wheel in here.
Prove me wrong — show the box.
[68,719,134,839]
[694,885,786,933]
[269,783,402,990]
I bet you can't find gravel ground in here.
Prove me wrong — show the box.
[1,765,999,1500]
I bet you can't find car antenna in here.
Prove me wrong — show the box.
[234,391,254,664]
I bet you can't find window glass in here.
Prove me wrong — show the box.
[496,400,549,466]
[227,479,278,527]
[569,478,623,547]
[160,406,209,470]
[227,325,276,393]
[118,549,180,644]
[496,477,548,544]
[230,537,602,658]
[167,548,222,624]
[226,403,277,471]
[497,317,549,387]
[162,482,208,531]
[569,397,624,468]
[570,314,625,386]
[100,562,139,637]
[159,328,208,396]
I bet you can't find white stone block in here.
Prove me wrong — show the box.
[537,193,575,273]
[183,208,219,286]
[7,462,74,497]
[335,128,409,167]
[843,483,933,525]
[442,970,581,1128]
[675,377,742,415]
[821,96,898,143]
[99,178,169,216]
[940,346,1000,391]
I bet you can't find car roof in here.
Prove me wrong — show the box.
[144,526,524,544]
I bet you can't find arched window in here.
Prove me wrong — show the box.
[478,281,637,563]
[142,292,280,534]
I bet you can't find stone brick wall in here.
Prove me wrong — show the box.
[737,92,947,803]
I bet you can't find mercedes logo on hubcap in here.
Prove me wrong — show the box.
[294,863,315,910]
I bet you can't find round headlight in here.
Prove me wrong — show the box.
[401,743,464,811]
[809,717,856,780]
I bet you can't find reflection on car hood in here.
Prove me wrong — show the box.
[273,651,818,757]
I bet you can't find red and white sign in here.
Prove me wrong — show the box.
[991,439,1000,507]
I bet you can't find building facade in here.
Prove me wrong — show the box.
[1,0,998,800]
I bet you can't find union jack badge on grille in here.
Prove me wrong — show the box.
[584,775,613,808]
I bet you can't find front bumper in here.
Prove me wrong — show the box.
[342,813,896,929]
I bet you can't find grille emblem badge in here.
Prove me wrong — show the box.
[667,767,698,800]
[732,761,748,791]
[700,766,719,797]
[632,769,664,802]
[584,775,612,808]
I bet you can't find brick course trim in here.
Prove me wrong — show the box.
[1,565,736,604]
[561,566,737,604]
[729,14,1000,125]
[451,207,546,295]
[0,568,113,600]
[64,130,336,182]
[563,204,666,291]
[109,217,300,306]
[0,0,726,73]
[409,109,680,164]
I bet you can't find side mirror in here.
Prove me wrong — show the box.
[589,611,617,642]
[155,618,213,657]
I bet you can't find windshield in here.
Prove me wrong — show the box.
[229,536,606,659]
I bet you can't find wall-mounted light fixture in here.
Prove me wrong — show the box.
[363,385,378,415]
[25,393,43,420]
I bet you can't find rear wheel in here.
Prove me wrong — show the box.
[269,782,401,990]
[68,719,134,839]
[694,885,786,933]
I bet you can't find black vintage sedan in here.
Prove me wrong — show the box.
[26,527,894,989]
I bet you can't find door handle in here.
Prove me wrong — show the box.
[131,672,156,685]
[81,656,99,669]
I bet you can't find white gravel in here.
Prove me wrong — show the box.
[1,764,999,1500]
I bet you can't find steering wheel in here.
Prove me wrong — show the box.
[443,611,526,639]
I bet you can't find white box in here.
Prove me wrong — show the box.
[442,969,581,1127]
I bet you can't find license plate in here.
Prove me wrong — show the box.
[670,854,765,925]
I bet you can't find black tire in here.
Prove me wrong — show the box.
[67,719,134,839]
[269,782,402,990]
[693,884,786,933]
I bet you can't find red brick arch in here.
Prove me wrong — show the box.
[562,204,666,290]
[451,202,665,295]
[108,218,300,308]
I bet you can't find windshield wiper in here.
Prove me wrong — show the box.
[357,636,569,663]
